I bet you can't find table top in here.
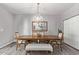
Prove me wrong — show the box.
[16,35,60,40]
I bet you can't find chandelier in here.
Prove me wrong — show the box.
[32,3,46,21]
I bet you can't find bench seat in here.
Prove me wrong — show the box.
[25,43,53,54]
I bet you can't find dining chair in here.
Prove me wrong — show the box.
[49,32,63,52]
[15,32,26,50]
[57,32,64,51]
[32,32,49,43]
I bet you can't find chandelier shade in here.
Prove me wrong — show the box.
[32,15,46,21]
[32,3,47,21]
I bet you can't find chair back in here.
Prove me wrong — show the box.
[58,32,63,40]
[15,32,20,39]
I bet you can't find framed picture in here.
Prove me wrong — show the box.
[32,21,48,32]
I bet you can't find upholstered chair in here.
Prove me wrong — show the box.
[15,32,25,50]
[49,32,63,52]
[57,32,63,51]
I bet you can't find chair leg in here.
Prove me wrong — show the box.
[53,45,55,53]
[16,44,18,50]
[24,43,26,50]
[16,43,19,50]
[58,44,62,51]
[60,41,63,51]
[60,44,62,51]
[24,41,27,49]
[16,44,20,50]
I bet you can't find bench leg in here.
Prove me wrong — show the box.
[26,51,27,55]
[26,51,30,55]
[50,51,53,55]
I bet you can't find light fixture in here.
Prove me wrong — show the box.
[32,3,46,21]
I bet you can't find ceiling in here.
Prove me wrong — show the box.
[0,3,76,15]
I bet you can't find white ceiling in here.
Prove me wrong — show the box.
[0,3,76,15]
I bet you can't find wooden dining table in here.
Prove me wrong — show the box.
[16,35,63,51]
[17,35,60,40]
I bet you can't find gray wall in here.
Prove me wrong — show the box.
[14,14,62,35]
[0,6,14,48]
[62,4,79,49]
[64,15,79,49]
[61,4,79,20]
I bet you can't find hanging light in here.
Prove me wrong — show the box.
[32,3,46,21]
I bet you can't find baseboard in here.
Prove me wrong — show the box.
[0,40,14,48]
[64,42,79,51]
